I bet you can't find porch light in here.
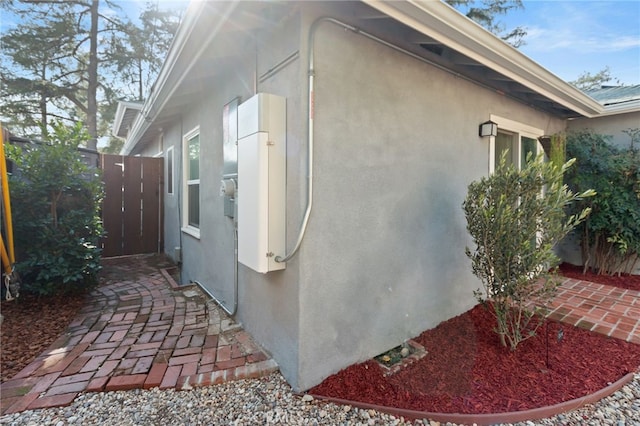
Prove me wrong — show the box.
[479,120,498,138]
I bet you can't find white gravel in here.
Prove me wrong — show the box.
[1,372,638,426]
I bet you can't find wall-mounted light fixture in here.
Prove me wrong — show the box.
[538,135,552,159]
[479,120,498,138]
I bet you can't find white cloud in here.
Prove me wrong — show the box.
[525,26,640,53]
[519,1,640,54]
[503,1,639,83]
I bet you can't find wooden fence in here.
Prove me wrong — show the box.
[101,154,163,257]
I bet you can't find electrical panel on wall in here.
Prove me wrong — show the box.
[237,93,286,273]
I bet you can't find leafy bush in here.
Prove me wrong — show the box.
[565,130,640,275]
[463,153,593,350]
[5,122,103,296]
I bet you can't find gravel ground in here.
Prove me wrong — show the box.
[1,372,639,426]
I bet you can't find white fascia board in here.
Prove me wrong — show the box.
[362,0,603,118]
[112,101,142,138]
[122,1,239,155]
[598,100,640,116]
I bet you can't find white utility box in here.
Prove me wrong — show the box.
[237,93,286,273]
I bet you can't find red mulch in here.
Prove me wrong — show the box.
[0,291,88,383]
[559,263,640,292]
[310,304,640,414]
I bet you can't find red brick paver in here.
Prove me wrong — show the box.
[548,277,640,343]
[0,254,277,415]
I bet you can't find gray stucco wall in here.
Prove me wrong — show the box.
[568,111,640,149]
[141,2,571,392]
[161,125,182,265]
[293,6,565,390]
[233,10,305,390]
[151,9,306,389]
[131,134,162,157]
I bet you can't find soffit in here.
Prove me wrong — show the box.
[112,102,142,138]
[357,0,601,118]
[126,1,293,154]
[126,0,603,154]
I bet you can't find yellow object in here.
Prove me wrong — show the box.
[1,123,18,299]
[1,237,10,271]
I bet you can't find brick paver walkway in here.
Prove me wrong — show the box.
[548,277,640,344]
[0,254,277,415]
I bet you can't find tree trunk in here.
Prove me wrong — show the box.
[40,66,48,138]
[86,0,99,151]
[138,60,143,101]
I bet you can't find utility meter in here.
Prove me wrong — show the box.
[220,178,236,197]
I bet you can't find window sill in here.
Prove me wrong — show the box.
[181,226,201,240]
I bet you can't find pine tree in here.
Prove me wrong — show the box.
[447,0,527,48]
[0,0,178,149]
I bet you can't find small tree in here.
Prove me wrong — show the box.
[463,153,594,350]
[5,121,103,296]
[569,67,619,91]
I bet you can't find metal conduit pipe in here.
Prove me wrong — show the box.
[193,227,238,316]
[276,16,452,263]
[276,15,523,263]
[274,17,326,263]
[259,51,300,83]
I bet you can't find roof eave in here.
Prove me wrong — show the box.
[112,101,142,139]
[121,0,607,156]
[120,1,204,155]
[598,100,640,117]
[362,0,604,118]
[121,1,239,155]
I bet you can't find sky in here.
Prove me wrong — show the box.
[500,0,640,85]
[3,0,637,86]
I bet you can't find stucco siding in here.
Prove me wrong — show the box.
[153,10,305,389]
[235,11,305,389]
[162,124,183,264]
[568,111,640,149]
[143,1,574,393]
[294,13,565,390]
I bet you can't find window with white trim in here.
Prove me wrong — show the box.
[488,116,548,250]
[494,131,540,170]
[182,127,200,237]
[166,146,174,195]
[488,116,545,174]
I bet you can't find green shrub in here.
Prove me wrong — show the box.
[565,130,640,275]
[549,133,567,169]
[5,122,104,296]
[463,153,593,350]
